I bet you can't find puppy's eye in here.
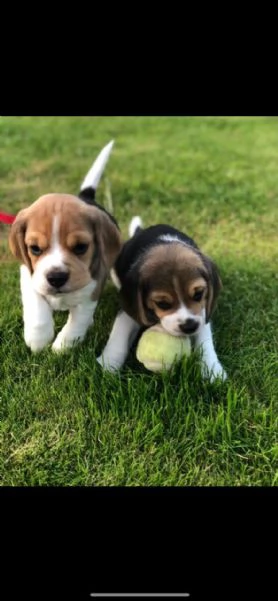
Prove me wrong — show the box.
[72,243,89,255]
[29,245,42,256]
[193,290,204,302]
[155,300,173,310]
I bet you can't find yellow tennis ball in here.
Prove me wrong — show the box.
[136,324,191,372]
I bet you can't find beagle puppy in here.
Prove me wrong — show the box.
[9,141,122,352]
[98,216,227,381]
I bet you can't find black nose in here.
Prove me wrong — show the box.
[179,319,198,334]
[46,271,69,289]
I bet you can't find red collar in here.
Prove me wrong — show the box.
[0,211,15,224]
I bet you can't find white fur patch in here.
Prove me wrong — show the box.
[161,303,204,337]
[158,233,190,247]
[46,279,97,311]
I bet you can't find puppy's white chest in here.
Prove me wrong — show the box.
[45,280,97,311]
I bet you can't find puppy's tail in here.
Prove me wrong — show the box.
[79,140,114,204]
[128,216,143,238]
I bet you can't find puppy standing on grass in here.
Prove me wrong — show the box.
[98,216,227,381]
[9,141,122,352]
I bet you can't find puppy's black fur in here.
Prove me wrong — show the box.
[114,224,208,324]
[115,224,198,280]
[79,187,119,228]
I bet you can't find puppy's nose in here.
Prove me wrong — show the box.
[47,271,69,289]
[179,319,198,334]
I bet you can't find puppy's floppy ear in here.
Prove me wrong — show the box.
[84,206,122,295]
[201,254,222,323]
[137,278,158,326]
[91,209,122,272]
[8,208,33,272]
[121,272,157,326]
[137,282,149,325]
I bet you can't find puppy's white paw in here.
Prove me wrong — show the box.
[201,359,227,382]
[52,330,81,353]
[96,354,123,372]
[24,323,54,352]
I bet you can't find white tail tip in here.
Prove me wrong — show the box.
[80,140,114,192]
[129,216,143,238]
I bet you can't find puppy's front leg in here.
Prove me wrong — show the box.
[20,265,54,352]
[97,310,140,371]
[193,322,227,382]
[52,301,97,352]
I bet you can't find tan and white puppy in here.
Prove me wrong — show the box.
[98,217,227,381]
[9,141,122,352]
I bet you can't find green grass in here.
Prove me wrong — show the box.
[0,116,277,485]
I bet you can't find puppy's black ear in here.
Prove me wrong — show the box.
[9,208,33,272]
[201,254,222,322]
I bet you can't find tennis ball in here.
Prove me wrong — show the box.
[136,324,191,372]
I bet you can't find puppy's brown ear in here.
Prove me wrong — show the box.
[95,210,122,270]
[84,206,122,296]
[91,210,122,274]
[137,279,158,326]
[9,208,33,272]
[119,269,154,326]
[137,286,146,324]
[201,254,222,323]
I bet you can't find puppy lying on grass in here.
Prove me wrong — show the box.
[98,215,227,382]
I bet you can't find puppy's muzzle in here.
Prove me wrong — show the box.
[46,270,69,289]
[179,318,199,334]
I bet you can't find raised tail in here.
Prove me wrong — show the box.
[79,140,114,204]
[128,216,143,238]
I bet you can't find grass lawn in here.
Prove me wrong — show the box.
[0,116,277,486]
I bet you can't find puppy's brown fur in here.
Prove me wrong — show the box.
[9,193,122,298]
[122,243,221,326]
